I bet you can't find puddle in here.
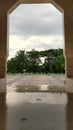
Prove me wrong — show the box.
[15,85,39,92]
[49,85,65,92]
[15,84,65,93]
[39,84,49,91]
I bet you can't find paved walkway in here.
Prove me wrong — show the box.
[7,75,66,92]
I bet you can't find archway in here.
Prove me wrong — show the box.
[7,3,65,93]
[6,2,67,130]
[0,1,73,130]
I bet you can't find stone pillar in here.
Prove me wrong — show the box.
[0,2,18,129]
[0,11,7,92]
[0,12,7,78]
[64,10,73,92]
[0,1,20,93]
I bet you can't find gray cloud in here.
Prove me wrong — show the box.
[26,37,63,50]
[9,4,63,37]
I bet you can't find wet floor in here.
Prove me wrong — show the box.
[15,84,65,92]
[1,92,73,130]
[4,75,73,130]
[7,75,66,92]
[6,92,67,130]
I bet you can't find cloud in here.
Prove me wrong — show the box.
[8,35,64,59]
[8,4,64,59]
[9,4,63,37]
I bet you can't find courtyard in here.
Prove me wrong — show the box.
[6,74,67,130]
[7,74,66,92]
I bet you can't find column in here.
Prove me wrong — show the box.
[64,10,73,92]
[0,10,7,93]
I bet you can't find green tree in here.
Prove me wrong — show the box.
[26,49,41,73]
[15,50,29,73]
[43,53,54,73]
[7,50,29,73]
[53,55,65,73]
[7,58,16,73]
[7,48,65,74]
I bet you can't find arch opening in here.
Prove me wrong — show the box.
[6,3,67,130]
[7,3,65,92]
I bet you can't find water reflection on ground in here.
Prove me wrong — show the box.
[0,92,73,130]
[7,75,66,93]
[15,84,65,92]
[5,75,73,130]
[6,92,67,130]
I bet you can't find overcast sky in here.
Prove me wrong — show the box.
[9,3,64,59]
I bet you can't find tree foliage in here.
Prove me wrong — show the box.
[7,48,65,74]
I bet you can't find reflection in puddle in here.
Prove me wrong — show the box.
[39,84,49,91]
[4,91,73,130]
[15,85,39,92]
[15,84,65,93]
[6,92,67,130]
[0,85,72,130]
